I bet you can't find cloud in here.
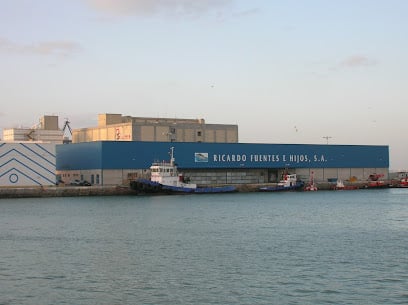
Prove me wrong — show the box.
[85,0,234,18]
[340,55,378,68]
[0,37,81,57]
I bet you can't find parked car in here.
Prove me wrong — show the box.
[70,179,91,186]
[80,180,91,186]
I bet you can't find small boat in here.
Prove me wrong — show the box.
[304,171,318,191]
[332,179,359,190]
[130,147,237,194]
[398,175,408,188]
[366,180,389,188]
[335,179,345,189]
[259,173,304,192]
[364,173,389,189]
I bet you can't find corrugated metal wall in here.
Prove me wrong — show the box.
[57,141,389,170]
[56,142,102,170]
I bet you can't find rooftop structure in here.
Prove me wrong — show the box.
[2,115,64,144]
[72,113,238,143]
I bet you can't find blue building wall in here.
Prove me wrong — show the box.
[57,142,102,170]
[56,141,389,170]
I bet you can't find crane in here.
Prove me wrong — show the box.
[62,118,72,144]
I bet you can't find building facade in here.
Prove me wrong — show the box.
[72,113,238,143]
[56,141,389,186]
[2,115,64,144]
[0,142,56,187]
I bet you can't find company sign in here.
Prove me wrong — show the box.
[195,152,327,166]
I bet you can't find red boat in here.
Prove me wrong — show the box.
[365,173,388,189]
[399,175,408,188]
[304,171,318,191]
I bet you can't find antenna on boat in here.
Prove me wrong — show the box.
[170,147,175,166]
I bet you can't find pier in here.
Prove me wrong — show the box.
[0,186,136,198]
[0,179,401,199]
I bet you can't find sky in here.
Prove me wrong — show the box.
[0,0,407,170]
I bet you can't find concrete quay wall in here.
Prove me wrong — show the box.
[0,186,136,198]
[0,180,394,199]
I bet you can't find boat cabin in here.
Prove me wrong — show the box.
[149,148,196,189]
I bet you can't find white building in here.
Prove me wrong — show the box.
[2,115,64,144]
[0,142,56,187]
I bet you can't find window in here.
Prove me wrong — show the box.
[91,174,95,184]
[197,131,202,137]
[169,127,176,142]
[96,174,100,184]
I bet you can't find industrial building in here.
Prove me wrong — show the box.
[2,115,65,144]
[0,142,56,187]
[56,141,389,186]
[72,113,238,143]
[0,115,68,188]
[0,113,390,189]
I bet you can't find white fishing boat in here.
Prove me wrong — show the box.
[259,173,304,192]
[332,179,359,190]
[130,147,237,194]
[335,179,345,189]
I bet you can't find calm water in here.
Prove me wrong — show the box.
[0,189,407,305]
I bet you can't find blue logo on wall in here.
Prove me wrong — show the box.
[9,173,18,183]
[195,153,208,162]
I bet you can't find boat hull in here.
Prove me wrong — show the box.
[130,179,165,194]
[130,179,237,194]
[332,185,359,190]
[259,182,304,192]
[304,185,318,191]
[364,181,389,189]
[195,185,237,193]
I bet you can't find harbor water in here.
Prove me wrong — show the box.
[1,189,407,304]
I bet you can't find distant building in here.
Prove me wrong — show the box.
[2,115,64,144]
[72,113,238,143]
[0,142,56,187]
[389,171,408,180]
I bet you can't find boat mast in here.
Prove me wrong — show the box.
[170,147,175,166]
